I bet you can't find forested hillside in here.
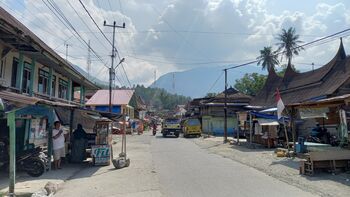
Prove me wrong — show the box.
[134,85,191,110]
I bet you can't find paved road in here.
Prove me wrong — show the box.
[55,133,317,197]
[151,134,317,197]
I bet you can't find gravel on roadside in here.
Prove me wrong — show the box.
[193,137,350,197]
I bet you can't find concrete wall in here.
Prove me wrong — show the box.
[0,43,76,101]
[202,115,237,136]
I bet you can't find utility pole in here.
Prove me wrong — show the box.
[65,43,69,62]
[104,21,125,114]
[172,73,175,93]
[224,69,228,143]
[154,69,157,87]
[87,40,91,78]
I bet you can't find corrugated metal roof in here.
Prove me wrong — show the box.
[0,91,40,105]
[86,89,134,106]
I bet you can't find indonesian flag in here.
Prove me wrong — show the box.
[276,88,285,119]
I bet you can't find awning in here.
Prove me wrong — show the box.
[251,111,278,120]
[38,99,76,107]
[55,107,111,133]
[0,91,41,105]
[260,108,277,113]
[257,118,279,126]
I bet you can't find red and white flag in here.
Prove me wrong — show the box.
[276,88,285,119]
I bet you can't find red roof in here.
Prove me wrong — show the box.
[86,90,134,106]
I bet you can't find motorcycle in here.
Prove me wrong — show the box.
[0,139,47,177]
[152,125,157,136]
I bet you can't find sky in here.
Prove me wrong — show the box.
[2,0,350,87]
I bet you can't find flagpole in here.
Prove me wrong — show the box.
[282,116,290,156]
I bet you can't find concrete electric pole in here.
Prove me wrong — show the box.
[103,20,125,114]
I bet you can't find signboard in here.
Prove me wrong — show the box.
[29,118,47,145]
[91,145,111,166]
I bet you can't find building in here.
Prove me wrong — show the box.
[0,6,101,191]
[86,89,135,118]
[0,7,99,104]
[200,87,251,136]
[251,39,350,146]
[251,39,349,108]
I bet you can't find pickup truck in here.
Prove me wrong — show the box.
[161,118,181,138]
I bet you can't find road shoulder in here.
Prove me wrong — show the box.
[193,137,350,197]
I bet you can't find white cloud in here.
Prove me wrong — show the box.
[3,0,350,86]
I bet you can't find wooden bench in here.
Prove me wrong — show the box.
[301,149,350,176]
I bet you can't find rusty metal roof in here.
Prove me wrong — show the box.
[86,89,134,106]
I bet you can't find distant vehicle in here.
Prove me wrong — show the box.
[183,118,201,138]
[161,118,181,138]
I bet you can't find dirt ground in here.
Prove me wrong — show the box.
[193,137,350,197]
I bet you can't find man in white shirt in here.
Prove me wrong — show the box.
[52,121,66,169]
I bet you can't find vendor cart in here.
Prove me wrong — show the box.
[90,119,113,166]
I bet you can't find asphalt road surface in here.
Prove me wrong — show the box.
[152,134,317,197]
[55,133,317,197]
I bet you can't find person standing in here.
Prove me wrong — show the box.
[71,124,87,163]
[52,121,66,169]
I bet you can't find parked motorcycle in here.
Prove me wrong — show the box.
[0,139,47,177]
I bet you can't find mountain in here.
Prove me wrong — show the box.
[71,64,109,88]
[150,66,264,98]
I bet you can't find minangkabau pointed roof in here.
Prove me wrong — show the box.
[251,39,349,107]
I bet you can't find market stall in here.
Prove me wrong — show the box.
[287,94,350,175]
[54,108,114,165]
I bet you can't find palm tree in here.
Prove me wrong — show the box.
[276,27,304,68]
[257,46,279,72]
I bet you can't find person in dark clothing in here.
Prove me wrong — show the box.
[73,124,87,140]
[71,124,87,163]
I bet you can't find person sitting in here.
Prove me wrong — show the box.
[311,123,322,137]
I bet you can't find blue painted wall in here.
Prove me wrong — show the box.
[95,105,121,114]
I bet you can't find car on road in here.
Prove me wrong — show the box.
[183,118,201,138]
[161,118,181,138]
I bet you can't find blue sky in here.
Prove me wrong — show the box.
[1,0,350,86]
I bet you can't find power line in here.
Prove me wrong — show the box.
[207,71,224,94]
[66,0,110,51]
[78,30,322,37]
[121,63,132,87]
[150,5,213,62]
[127,55,256,66]
[78,0,131,90]
[224,28,350,71]
[78,0,120,53]
[43,0,109,69]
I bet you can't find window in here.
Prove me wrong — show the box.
[51,75,56,97]
[11,58,18,87]
[38,69,49,94]
[58,78,68,99]
[22,62,31,93]
[0,57,5,78]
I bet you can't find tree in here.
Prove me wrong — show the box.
[276,27,304,68]
[234,73,267,96]
[257,46,279,71]
[205,93,217,98]
[133,85,191,110]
